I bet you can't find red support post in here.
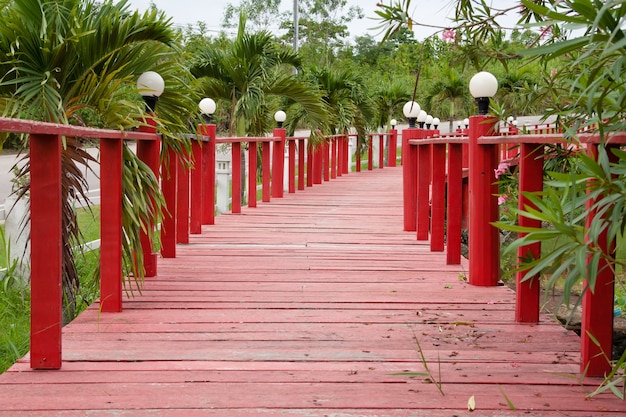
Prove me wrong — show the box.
[468,115,499,286]
[313,145,323,184]
[199,124,216,225]
[307,143,314,186]
[231,142,242,213]
[248,141,258,207]
[262,141,271,202]
[388,129,397,167]
[272,128,286,197]
[160,147,177,258]
[298,138,305,190]
[176,150,190,244]
[331,137,338,179]
[100,137,123,313]
[430,142,446,251]
[137,120,159,276]
[343,135,350,174]
[515,143,544,323]
[355,137,361,172]
[190,139,202,234]
[322,139,330,182]
[446,143,463,264]
[580,144,618,377]
[416,130,430,241]
[337,136,344,177]
[379,134,385,168]
[30,133,62,369]
[368,135,373,170]
[402,128,417,231]
[288,139,296,193]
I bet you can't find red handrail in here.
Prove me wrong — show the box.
[404,123,626,377]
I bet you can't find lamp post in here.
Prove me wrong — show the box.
[463,118,469,130]
[468,71,499,287]
[403,101,420,128]
[432,117,440,130]
[417,110,428,129]
[195,98,216,231]
[272,110,287,198]
[135,71,164,277]
[425,115,433,130]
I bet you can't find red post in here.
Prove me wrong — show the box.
[516,143,544,323]
[176,150,190,244]
[416,130,430,241]
[137,120,159,276]
[430,142,446,251]
[402,128,417,231]
[100,137,123,313]
[288,139,296,193]
[298,138,305,190]
[331,137,338,179]
[368,135,373,170]
[313,145,323,184]
[231,142,242,213]
[355,137,361,173]
[580,144,617,376]
[307,142,314,186]
[160,147,177,258]
[190,139,202,234]
[468,115,499,286]
[262,141,271,202]
[446,143,463,264]
[323,139,330,182]
[248,141,258,207]
[379,134,385,168]
[337,136,344,177]
[272,128,286,197]
[343,135,350,174]
[199,124,216,225]
[388,128,397,167]
[30,133,62,369]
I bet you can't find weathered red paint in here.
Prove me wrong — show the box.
[342,135,350,174]
[322,140,330,182]
[137,119,160,276]
[298,138,305,190]
[307,144,314,186]
[99,137,123,313]
[402,128,417,231]
[176,149,190,244]
[29,133,62,369]
[379,134,385,169]
[515,143,544,323]
[388,129,397,167]
[331,137,338,178]
[248,141,258,207]
[367,136,373,171]
[190,139,203,234]
[416,130,430,241]
[198,123,216,225]
[231,142,242,213]
[161,147,178,258]
[580,144,618,376]
[446,143,463,264]
[288,139,296,193]
[272,129,286,198]
[262,141,271,202]
[430,142,446,251]
[468,115,499,286]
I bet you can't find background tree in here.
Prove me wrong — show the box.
[0,0,197,320]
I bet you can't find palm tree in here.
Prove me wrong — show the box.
[373,80,411,130]
[425,67,473,131]
[0,0,197,320]
[190,13,327,137]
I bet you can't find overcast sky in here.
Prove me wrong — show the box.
[126,0,522,41]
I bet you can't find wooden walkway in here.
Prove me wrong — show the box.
[1,167,625,416]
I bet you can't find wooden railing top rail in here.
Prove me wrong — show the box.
[215,136,280,144]
[0,116,156,141]
[408,137,468,145]
[478,132,626,145]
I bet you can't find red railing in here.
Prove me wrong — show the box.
[1,117,394,370]
[403,118,626,377]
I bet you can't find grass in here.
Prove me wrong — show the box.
[0,205,101,374]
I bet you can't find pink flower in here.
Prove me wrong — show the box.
[442,29,456,42]
[498,195,508,206]
[494,161,510,178]
[540,26,552,39]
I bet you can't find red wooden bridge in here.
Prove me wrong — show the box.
[0,118,625,415]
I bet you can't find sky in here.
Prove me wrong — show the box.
[126,0,522,42]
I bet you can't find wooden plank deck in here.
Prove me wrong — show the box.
[1,166,625,416]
